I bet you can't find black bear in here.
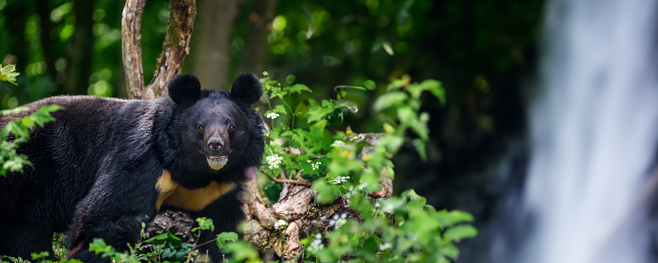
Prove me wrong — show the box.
[0,73,264,262]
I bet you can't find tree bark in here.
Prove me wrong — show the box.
[188,0,239,90]
[145,0,197,98]
[121,0,147,99]
[122,0,196,100]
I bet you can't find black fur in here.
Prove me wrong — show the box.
[0,74,264,262]
[230,73,263,105]
[168,74,201,105]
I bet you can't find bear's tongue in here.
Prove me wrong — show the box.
[207,156,228,170]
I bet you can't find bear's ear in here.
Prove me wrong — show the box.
[231,73,263,105]
[168,74,201,105]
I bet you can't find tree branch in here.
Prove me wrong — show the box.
[121,0,146,99]
[122,0,196,100]
[146,0,196,99]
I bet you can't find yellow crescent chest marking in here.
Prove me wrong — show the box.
[156,170,236,211]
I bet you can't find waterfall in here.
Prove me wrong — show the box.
[507,0,658,262]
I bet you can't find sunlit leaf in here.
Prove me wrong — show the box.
[412,138,427,161]
[373,91,408,111]
[0,64,20,85]
[443,225,478,243]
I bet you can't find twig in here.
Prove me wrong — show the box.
[263,170,311,186]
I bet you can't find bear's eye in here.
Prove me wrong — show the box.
[228,124,235,131]
[197,125,204,131]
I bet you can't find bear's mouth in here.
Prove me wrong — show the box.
[206,155,228,170]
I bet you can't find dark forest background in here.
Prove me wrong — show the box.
[0,0,544,222]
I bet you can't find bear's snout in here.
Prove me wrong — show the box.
[207,138,224,151]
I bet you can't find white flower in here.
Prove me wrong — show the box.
[266,112,280,119]
[330,140,346,148]
[358,182,368,191]
[311,162,321,171]
[335,214,347,228]
[274,219,288,230]
[379,243,392,251]
[333,176,350,184]
[307,234,324,253]
[266,154,283,169]
[263,71,269,76]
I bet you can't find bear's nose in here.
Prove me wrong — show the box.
[207,138,223,151]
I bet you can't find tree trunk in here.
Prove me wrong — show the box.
[121,0,147,99]
[36,0,56,82]
[145,0,197,98]
[187,0,239,90]
[237,0,278,76]
[64,0,95,95]
[122,0,196,100]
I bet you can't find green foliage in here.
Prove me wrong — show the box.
[0,66,62,177]
[223,241,263,263]
[192,217,215,233]
[307,190,477,263]
[254,74,474,262]
[0,104,62,176]
[88,239,143,263]
[0,64,19,85]
[144,232,195,262]
[87,231,197,263]
[216,232,239,250]
[374,76,446,160]
[81,218,239,263]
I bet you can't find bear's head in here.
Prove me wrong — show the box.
[168,74,263,173]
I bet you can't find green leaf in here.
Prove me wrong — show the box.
[144,232,182,245]
[435,210,474,228]
[423,80,447,105]
[288,84,312,94]
[0,107,29,116]
[363,80,376,90]
[412,138,427,161]
[0,64,20,85]
[216,232,239,249]
[382,41,394,55]
[408,80,446,104]
[397,107,429,140]
[373,92,408,112]
[272,104,287,115]
[349,192,374,214]
[312,180,340,204]
[89,238,116,259]
[443,225,478,242]
[409,209,441,233]
[438,243,460,259]
[378,134,404,153]
[224,241,263,263]
[195,217,215,232]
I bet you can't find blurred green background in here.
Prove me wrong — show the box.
[0,0,544,213]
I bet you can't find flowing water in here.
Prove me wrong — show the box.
[504,0,658,262]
